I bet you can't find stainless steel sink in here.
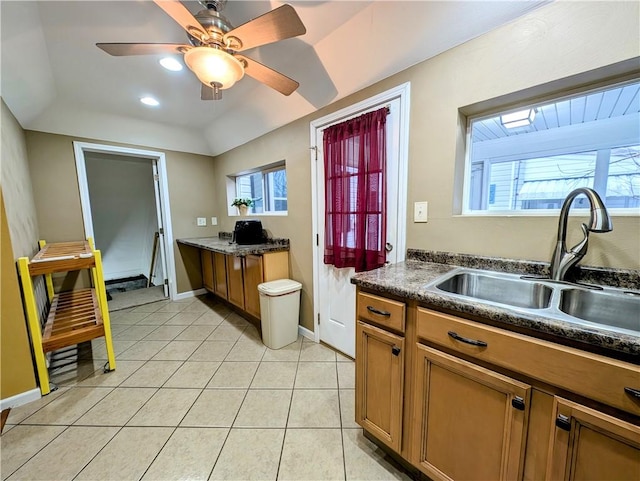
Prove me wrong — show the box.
[434,271,553,309]
[559,289,640,333]
[425,268,640,337]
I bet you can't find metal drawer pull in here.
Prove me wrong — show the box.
[555,414,571,431]
[392,346,401,356]
[447,331,488,347]
[624,387,640,398]
[367,306,391,317]
[511,396,525,411]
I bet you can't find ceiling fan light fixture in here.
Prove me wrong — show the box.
[184,47,244,89]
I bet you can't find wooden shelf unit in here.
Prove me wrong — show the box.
[18,239,116,395]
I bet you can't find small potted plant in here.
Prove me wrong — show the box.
[231,198,254,215]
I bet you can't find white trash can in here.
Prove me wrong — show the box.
[258,279,302,350]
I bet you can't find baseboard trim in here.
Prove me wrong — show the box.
[298,325,315,342]
[104,270,145,282]
[174,288,207,301]
[0,388,41,412]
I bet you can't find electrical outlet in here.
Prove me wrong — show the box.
[211,217,218,226]
[414,201,428,222]
[196,217,206,226]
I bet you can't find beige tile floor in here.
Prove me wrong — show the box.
[1,296,411,481]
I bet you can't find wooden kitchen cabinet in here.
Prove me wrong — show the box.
[356,320,405,453]
[546,397,640,480]
[213,252,227,299]
[226,255,245,309]
[411,343,531,481]
[353,293,640,481]
[243,251,290,319]
[243,254,264,318]
[200,249,290,320]
[201,249,214,292]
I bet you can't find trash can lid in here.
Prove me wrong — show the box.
[258,278,302,296]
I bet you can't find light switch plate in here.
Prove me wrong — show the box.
[211,217,218,226]
[414,201,428,222]
[196,217,206,226]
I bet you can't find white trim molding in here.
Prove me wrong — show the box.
[72,141,177,300]
[309,82,411,342]
[298,324,315,342]
[174,288,208,301]
[0,388,41,412]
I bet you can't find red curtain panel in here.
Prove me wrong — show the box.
[323,107,388,272]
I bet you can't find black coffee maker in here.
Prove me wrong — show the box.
[233,220,265,245]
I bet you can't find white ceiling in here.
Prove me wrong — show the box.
[1,0,548,156]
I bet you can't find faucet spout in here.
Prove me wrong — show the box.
[550,187,612,281]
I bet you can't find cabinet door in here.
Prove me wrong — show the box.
[201,250,214,292]
[213,252,227,299]
[412,344,531,481]
[244,255,264,318]
[262,251,289,282]
[546,397,640,481]
[227,255,245,309]
[356,320,404,452]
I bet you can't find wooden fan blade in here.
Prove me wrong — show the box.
[97,43,190,56]
[237,55,299,96]
[224,4,306,52]
[153,0,209,41]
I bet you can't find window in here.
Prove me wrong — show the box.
[464,79,640,214]
[232,162,287,214]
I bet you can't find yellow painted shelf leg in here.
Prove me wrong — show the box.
[92,249,116,372]
[17,257,51,395]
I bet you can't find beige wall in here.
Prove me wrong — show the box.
[211,120,313,328]
[23,131,218,294]
[212,1,640,331]
[1,99,40,258]
[0,100,39,400]
[1,189,38,400]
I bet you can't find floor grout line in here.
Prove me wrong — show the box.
[8,296,389,481]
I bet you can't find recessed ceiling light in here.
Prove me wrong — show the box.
[140,96,160,107]
[159,57,183,71]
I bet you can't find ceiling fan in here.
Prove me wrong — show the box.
[97,0,306,100]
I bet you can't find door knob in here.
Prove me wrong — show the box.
[385,243,393,252]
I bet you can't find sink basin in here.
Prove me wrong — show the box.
[425,267,640,339]
[435,271,553,309]
[559,289,640,333]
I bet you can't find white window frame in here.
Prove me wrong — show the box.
[461,79,640,217]
[227,161,288,216]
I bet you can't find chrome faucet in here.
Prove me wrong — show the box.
[550,187,613,281]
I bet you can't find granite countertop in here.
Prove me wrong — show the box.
[177,236,289,256]
[351,251,640,359]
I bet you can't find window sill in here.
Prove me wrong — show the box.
[456,208,640,217]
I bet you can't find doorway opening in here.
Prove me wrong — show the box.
[310,83,410,357]
[73,142,176,310]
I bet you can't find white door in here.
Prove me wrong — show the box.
[152,161,169,297]
[314,95,406,357]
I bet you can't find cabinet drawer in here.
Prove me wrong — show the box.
[416,307,640,416]
[357,292,405,333]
